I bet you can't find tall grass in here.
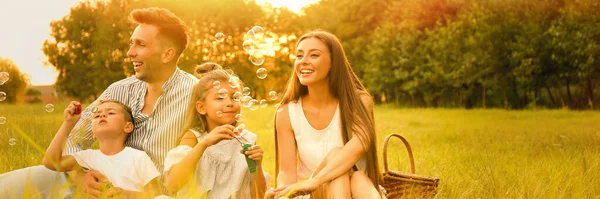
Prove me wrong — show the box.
[1,103,599,198]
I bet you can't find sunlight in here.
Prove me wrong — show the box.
[255,0,319,14]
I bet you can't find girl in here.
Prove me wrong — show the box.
[163,63,268,199]
[269,30,384,198]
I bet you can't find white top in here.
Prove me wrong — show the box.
[163,129,270,199]
[72,147,161,192]
[288,99,366,180]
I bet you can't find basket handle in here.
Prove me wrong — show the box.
[382,133,415,174]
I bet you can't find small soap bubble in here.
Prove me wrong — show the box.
[45,104,55,112]
[256,68,267,79]
[249,50,265,66]
[218,88,228,98]
[242,87,251,96]
[251,26,264,39]
[241,96,253,108]
[249,99,259,111]
[232,92,242,102]
[0,92,6,101]
[228,76,241,88]
[216,110,223,117]
[260,99,267,108]
[235,114,243,122]
[0,72,9,85]
[213,80,221,88]
[269,91,278,101]
[215,32,225,42]
[0,116,6,124]
[9,138,16,146]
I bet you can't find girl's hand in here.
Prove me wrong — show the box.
[241,144,263,166]
[201,124,238,146]
[64,101,82,124]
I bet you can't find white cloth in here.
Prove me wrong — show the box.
[163,129,270,199]
[288,99,366,180]
[72,147,160,192]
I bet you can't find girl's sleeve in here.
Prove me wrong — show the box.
[163,145,193,177]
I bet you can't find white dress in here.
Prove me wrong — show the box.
[163,129,270,199]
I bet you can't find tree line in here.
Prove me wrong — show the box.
[2,0,598,109]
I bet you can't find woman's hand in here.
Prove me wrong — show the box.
[200,124,237,146]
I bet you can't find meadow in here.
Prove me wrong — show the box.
[1,103,599,198]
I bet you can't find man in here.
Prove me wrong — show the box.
[0,7,197,198]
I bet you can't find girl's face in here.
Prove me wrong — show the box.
[197,81,241,128]
[294,37,332,86]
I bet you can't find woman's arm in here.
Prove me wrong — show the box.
[275,104,298,187]
[163,131,203,193]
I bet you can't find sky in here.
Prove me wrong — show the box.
[0,0,316,86]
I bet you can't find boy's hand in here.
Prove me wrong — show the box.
[242,144,263,166]
[64,101,82,123]
[201,124,238,146]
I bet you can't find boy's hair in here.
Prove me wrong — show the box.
[129,7,188,56]
[96,99,134,125]
[177,62,241,143]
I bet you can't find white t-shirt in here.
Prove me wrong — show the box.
[72,147,161,192]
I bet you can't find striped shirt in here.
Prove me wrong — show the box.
[64,67,198,174]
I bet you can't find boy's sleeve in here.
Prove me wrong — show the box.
[136,152,161,186]
[71,149,94,169]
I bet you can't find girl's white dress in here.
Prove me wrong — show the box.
[163,129,269,199]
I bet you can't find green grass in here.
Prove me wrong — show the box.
[1,103,600,198]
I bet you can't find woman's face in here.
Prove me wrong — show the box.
[294,37,332,86]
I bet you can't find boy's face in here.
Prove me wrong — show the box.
[91,102,134,140]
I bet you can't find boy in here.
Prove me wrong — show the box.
[43,100,161,198]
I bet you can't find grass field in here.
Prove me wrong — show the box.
[1,103,599,198]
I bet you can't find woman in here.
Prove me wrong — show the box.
[269,30,383,198]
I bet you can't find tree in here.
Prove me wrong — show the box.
[42,0,132,102]
[0,57,30,104]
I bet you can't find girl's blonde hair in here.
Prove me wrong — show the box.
[177,62,241,143]
[275,30,382,189]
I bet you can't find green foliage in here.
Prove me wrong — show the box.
[42,0,600,109]
[0,57,30,103]
[42,0,132,102]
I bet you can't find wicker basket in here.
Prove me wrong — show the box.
[381,134,439,199]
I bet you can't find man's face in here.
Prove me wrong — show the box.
[127,24,165,82]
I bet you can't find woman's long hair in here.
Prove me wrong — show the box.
[275,30,381,188]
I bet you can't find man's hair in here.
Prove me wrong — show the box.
[96,99,134,125]
[129,7,188,56]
